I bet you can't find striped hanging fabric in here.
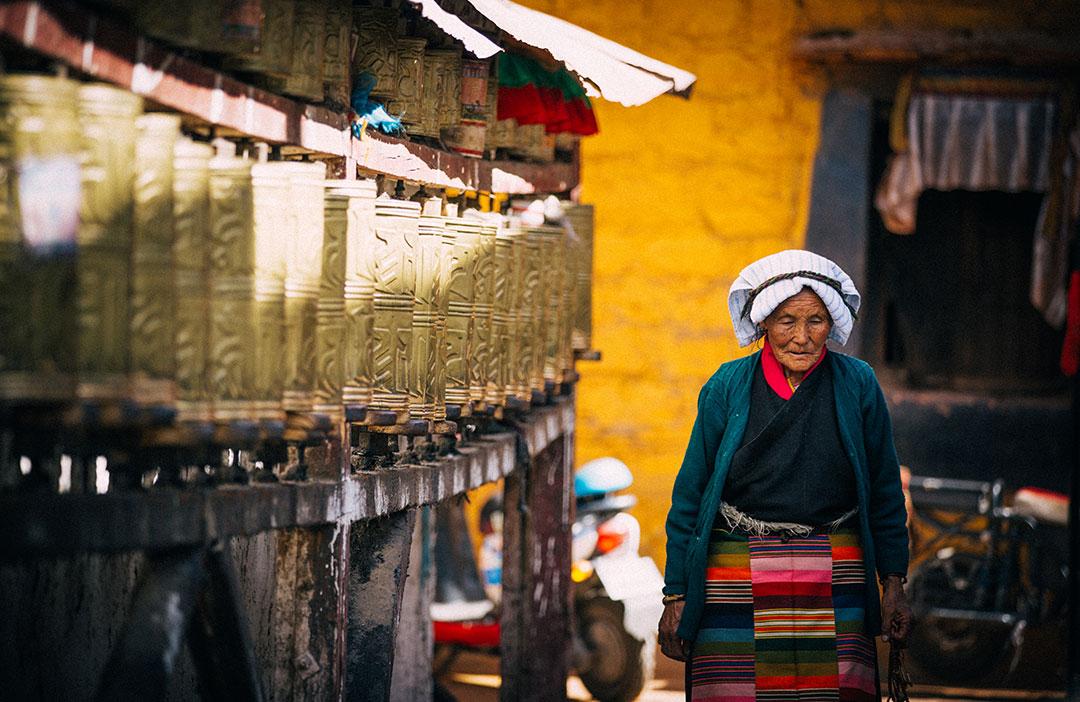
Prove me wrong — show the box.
[495,52,599,136]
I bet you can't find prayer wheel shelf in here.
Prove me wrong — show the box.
[0,0,578,196]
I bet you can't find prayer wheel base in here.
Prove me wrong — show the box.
[345,406,402,426]
[212,420,261,448]
[360,419,437,436]
[283,411,334,444]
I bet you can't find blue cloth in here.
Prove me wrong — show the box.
[663,350,909,641]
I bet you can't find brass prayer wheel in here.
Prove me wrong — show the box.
[441,216,476,411]
[410,207,445,420]
[314,190,349,423]
[354,6,400,101]
[524,226,549,393]
[208,152,257,422]
[226,0,296,78]
[387,38,426,125]
[416,49,461,138]
[564,203,594,352]
[282,161,326,415]
[78,84,142,403]
[172,137,214,423]
[131,113,181,408]
[370,195,419,417]
[0,75,81,404]
[249,162,291,423]
[266,0,327,101]
[324,179,378,413]
[322,0,353,104]
[488,223,514,408]
[455,217,495,408]
[506,226,534,405]
[535,225,567,385]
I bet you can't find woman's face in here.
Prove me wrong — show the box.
[761,288,832,375]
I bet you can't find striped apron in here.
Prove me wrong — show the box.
[689,526,878,701]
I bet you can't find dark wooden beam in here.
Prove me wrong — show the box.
[793,28,1080,67]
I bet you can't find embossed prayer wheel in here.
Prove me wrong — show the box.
[536,225,567,385]
[208,152,257,422]
[78,84,142,403]
[410,206,445,420]
[0,75,81,404]
[565,203,594,352]
[266,0,327,101]
[506,226,534,404]
[441,216,475,412]
[324,179,378,413]
[464,218,496,408]
[226,0,296,77]
[172,137,214,423]
[387,38,426,125]
[322,0,353,104]
[249,162,290,423]
[314,190,349,423]
[371,195,419,417]
[132,113,181,408]
[443,59,489,158]
[282,161,326,415]
[416,49,461,138]
[524,227,550,394]
[488,223,514,408]
[354,6,399,101]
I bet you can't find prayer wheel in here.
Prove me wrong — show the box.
[524,227,548,394]
[324,179,378,413]
[322,0,353,104]
[78,84,142,403]
[536,225,567,385]
[266,0,327,101]
[488,223,514,408]
[354,7,400,101]
[0,75,81,404]
[314,190,349,423]
[387,38,426,125]
[208,151,256,422]
[564,203,594,352]
[370,195,419,418]
[131,113,181,408]
[506,226,534,405]
[249,162,290,423]
[282,161,326,415]
[416,49,461,138]
[441,216,476,413]
[460,218,496,408]
[172,137,214,423]
[410,206,445,420]
[226,0,296,78]
[443,60,490,158]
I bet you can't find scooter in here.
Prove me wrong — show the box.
[905,474,1070,685]
[432,457,664,702]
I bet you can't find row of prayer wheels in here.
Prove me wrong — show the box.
[0,75,594,439]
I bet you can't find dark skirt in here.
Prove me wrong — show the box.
[688,526,878,701]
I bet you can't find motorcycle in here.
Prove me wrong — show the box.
[904,473,1070,684]
[432,457,664,702]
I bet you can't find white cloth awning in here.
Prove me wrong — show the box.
[410,0,696,107]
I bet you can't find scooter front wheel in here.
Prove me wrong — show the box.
[576,597,653,702]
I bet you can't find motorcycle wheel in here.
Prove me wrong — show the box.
[907,555,1011,683]
[576,597,654,702]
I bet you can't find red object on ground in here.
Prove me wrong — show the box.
[434,619,501,650]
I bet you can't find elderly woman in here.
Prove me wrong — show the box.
[659,250,912,701]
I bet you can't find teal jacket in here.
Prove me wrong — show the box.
[664,350,909,641]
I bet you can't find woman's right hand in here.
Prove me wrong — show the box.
[658,600,690,661]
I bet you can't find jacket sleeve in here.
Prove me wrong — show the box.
[862,371,910,578]
[664,381,726,596]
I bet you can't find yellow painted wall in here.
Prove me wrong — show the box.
[519,0,1080,570]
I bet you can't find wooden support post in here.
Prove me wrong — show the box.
[500,432,574,702]
[390,506,435,702]
[345,509,418,702]
[270,525,350,700]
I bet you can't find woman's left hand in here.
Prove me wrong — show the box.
[879,575,913,645]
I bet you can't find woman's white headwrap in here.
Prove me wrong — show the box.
[727,250,861,347]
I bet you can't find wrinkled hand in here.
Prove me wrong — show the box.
[658,600,691,661]
[880,576,913,646]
